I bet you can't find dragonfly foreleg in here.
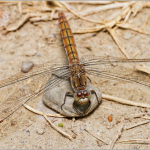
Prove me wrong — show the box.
[87,76,92,82]
[90,90,100,106]
[52,73,69,80]
[61,92,74,110]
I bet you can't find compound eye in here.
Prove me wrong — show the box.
[83,91,88,97]
[77,92,82,97]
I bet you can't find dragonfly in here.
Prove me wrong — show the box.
[0,12,150,122]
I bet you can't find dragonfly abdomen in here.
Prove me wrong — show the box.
[58,12,79,65]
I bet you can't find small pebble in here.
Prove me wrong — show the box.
[35,53,40,57]
[36,128,44,135]
[24,50,37,56]
[21,61,34,73]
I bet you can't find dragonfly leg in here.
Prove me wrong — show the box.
[73,100,91,116]
[87,76,91,82]
[61,92,74,110]
[90,90,100,105]
[52,73,68,80]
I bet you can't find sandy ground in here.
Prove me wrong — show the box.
[0,2,150,149]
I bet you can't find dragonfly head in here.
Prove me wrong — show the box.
[73,90,91,115]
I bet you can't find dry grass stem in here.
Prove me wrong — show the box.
[116,23,150,35]
[142,116,150,120]
[142,15,150,29]
[60,1,103,24]
[135,64,150,74]
[30,16,50,22]
[50,1,64,8]
[73,25,105,34]
[5,12,59,31]
[101,105,120,112]
[131,113,145,118]
[116,139,150,144]
[6,14,30,31]
[22,6,62,13]
[23,104,72,140]
[73,7,130,34]
[50,9,55,20]
[84,128,108,145]
[78,1,135,16]
[44,115,72,140]
[18,2,22,14]
[0,1,32,5]
[124,113,145,120]
[109,119,125,149]
[124,9,131,22]
[125,120,150,130]
[107,28,130,58]
[132,50,141,58]
[143,2,150,7]
[131,1,143,17]
[102,94,150,108]
[23,104,65,118]
[66,1,114,5]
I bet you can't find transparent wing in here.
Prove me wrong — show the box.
[0,58,69,88]
[85,64,150,87]
[0,66,70,122]
[81,55,150,65]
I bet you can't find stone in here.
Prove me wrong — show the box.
[42,75,102,117]
[21,61,34,73]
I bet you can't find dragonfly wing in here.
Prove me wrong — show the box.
[0,67,70,122]
[0,58,69,88]
[85,64,150,88]
[81,55,150,65]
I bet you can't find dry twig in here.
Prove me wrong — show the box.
[109,119,125,149]
[23,104,72,140]
[73,7,130,34]
[18,1,22,14]
[50,1,64,8]
[142,116,150,120]
[116,23,150,35]
[5,12,59,31]
[135,64,150,75]
[84,128,108,145]
[116,139,150,144]
[44,115,72,140]
[102,94,150,108]
[132,50,141,58]
[124,113,145,120]
[124,9,131,22]
[66,1,114,5]
[22,7,62,13]
[107,27,130,58]
[142,15,150,29]
[77,1,135,16]
[23,104,65,118]
[125,120,150,130]
[6,13,30,31]
[60,1,103,24]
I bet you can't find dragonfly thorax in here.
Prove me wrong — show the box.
[70,64,87,91]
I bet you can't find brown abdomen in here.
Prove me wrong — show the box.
[58,12,79,65]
